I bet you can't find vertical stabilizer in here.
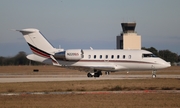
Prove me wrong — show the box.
[17,28,55,58]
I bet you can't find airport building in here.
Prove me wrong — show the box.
[116,22,141,50]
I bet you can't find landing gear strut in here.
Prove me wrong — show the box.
[152,70,156,78]
[105,71,110,75]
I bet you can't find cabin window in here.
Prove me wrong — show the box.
[88,55,91,59]
[128,55,131,59]
[142,54,157,58]
[100,55,102,59]
[106,55,108,59]
[117,55,120,59]
[123,55,125,59]
[94,55,96,59]
[111,55,114,59]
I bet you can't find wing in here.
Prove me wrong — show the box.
[61,65,126,72]
[50,55,126,72]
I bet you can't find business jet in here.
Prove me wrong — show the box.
[16,28,171,78]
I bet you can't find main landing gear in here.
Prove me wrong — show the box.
[152,70,157,78]
[87,71,102,78]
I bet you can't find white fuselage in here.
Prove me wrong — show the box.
[54,49,170,72]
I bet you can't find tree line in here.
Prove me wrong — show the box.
[0,51,42,66]
[142,47,180,64]
[0,48,180,66]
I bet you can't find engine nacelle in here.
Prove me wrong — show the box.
[54,49,83,61]
[65,49,83,60]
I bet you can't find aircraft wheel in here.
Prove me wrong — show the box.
[152,74,156,78]
[152,70,157,78]
[94,73,100,77]
[87,73,93,77]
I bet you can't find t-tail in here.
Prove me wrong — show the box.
[16,28,63,64]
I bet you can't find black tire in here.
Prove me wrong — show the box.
[87,73,93,77]
[94,73,100,77]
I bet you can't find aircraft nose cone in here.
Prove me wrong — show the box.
[166,62,171,67]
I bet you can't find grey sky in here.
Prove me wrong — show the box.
[0,0,180,56]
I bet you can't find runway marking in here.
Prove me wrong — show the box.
[1,90,180,96]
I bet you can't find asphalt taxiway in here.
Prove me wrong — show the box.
[1,90,180,96]
[0,74,180,83]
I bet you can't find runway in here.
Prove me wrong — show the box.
[1,90,180,96]
[0,74,180,83]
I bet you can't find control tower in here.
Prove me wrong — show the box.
[116,22,141,49]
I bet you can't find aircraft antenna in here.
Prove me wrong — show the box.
[90,47,93,50]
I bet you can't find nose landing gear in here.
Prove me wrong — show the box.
[152,70,156,78]
[151,65,157,78]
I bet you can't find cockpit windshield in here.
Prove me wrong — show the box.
[142,54,157,58]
